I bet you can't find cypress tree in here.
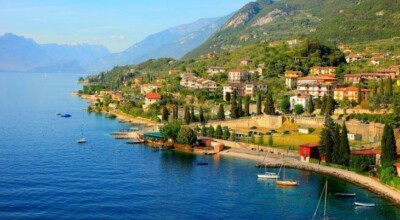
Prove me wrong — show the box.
[372,82,378,97]
[339,122,350,166]
[184,106,190,125]
[207,125,215,138]
[199,106,205,124]
[357,83,362,104]
[215,125,223,138]
[307,97,314,114]
[238,96,243,117]
[381,124,397,168]
[319,115,334,163]
[232,89,237,103]
[268,135,273,146]
[258,135,264,145]
[256,93,262,115]
[201,125,207,137]
[331,124,341,164]
[320,94,327,115]
[190,106,195,123]
[225,92,231,102]
[378,78,384,96]
[217,104,225,120]
[384,77,393,97]
[244,96,250,116]
[173,104,178,120]
[264,93,275,115]
[325,95,335,116]
[161,106,169,121]
[222,126,231,140]
[231,100,238,119]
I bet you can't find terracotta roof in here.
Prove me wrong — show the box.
[298,76,337,81]
[145,93,161,99]
[300,142,319,148]
[335,87,370,92]
[352,149,380,156]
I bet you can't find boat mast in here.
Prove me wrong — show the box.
[324,181,328,219]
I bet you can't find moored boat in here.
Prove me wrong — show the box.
[61,114,71,118]
[77,138,86,144]
[334,193,356,197]
[354,202,376,207]
[276,180,298,186]
[257,154,279,179]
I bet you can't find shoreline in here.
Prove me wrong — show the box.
[78,94,400,204]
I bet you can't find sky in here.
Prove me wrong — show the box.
[0,0,250,53]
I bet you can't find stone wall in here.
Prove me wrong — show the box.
[207,115,283,130]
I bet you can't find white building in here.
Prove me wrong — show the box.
[290,94,311,111]
[207,67,226,75]
[228,69,252,83]
[143,93,161,110]
[223,83,267,101]
[297,76,338,98]
[180,74,217,92]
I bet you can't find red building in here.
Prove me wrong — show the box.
[299,142,320,162]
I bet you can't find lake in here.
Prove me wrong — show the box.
[0,72,399,219]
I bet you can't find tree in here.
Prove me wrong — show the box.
[257,93,262,115]
[160,122,181,142]
[161,106,169,121]
[207,125,215,138]
[264,93,275,115]
[217,104,225,120]
[231,100,238,119]
[225,92,231,102]
[307,97,314,114]
[250,135,255,144]
[199,106,205,124]
[244,96,250,116]
[268,135,273,146]
[258,135,264,145]
[320,94,327,115]
[319,115,335,163]
[280,96,291,114]
[339,122,350,166]
[230,131,236,141]
[331,124,341,164]
[294,104,304,115]
[325,95,335,116]
[372,82,378,98]
[184,106,190,125]
[380,124,397,168]
[357,83,362,104]
[238,96,243,117]
[222,126,231,140]
[173,104,179,120]
[215,125,223,138]
[378,78,384,96]
[176,127,197,146]
[190,106,195,123]
[384,77,393,97]
[201,125,207,137]
[232,89,237,103]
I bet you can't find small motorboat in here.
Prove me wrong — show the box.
[77,138,86,144]
[276,180,298,186]
[354,202,376,207]
[56,113,62,116]
[335,193,356,197]
[193,162,208,166]
[257,172,279,179]
[61,114,71,118]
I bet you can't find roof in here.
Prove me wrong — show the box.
[352,149,381,156]
[144,132,163,139]
[334,87,370,92]
[298,76,337,81]
[229,69,244,73]
[145,93,161,99]
[300,142,319,148]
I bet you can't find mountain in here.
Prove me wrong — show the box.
[0,33,109,72]
[84,15,231,73]
[184,0,400,59]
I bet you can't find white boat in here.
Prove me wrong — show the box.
[334,192,356,197]
[257,154,279,179]
[354,202,376,207]
[77,138,86,144]
[276,164,298,186]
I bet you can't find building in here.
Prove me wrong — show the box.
[169,68,179,74]
[298,127,314,134]
[348,133,362,141]
[290,94,311,111]
[240,58,253,66]
[223,82,267,101]
[207,67,226,75]
[228,69,252,83]
[346,54,363,63]
[284,70,303,89]
[344,73,391,84]
[287,39,301,47]
[297,76,338,98]
[143,93,161,109]
[377,68,398,78]
[140,84,162,95]
[334,86,370,102]
[299,142,320,162]
[207,52,217,59]
[310,66,336,76]
[338,44,351,53]
[395,163,400,177]
[180,74,217,92]
[370,57,381,65]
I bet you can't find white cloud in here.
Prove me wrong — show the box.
[111,34,126,41]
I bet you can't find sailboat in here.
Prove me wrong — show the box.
[257,154,279,179]
[276,164,298,186]
[312,180,330,220]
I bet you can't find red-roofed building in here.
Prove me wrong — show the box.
[300,142,320,162]
[144,93,161,110]
[297,76,338,98]
[346,54,363,63]
[334,86,370,102]
[344,73,390,84]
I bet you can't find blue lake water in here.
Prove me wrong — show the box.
[0,72,399,219]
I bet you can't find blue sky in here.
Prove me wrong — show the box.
[0,0,250,52]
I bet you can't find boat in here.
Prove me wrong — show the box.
[193,162,208,166]
[61,114,71,118]
[257,154,279,179]
[55,113,62,116]
[312,180,330,220]
[354,202,376,207]
[276,165,298,186]
[76,138,86,144]
[334,193,356,197]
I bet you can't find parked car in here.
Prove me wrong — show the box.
[250,126,257,129]
[283,130,290,135]
[270,129,277,134]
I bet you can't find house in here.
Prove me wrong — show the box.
[143,93,161,109]
[269,41,282,47]
[140,84,162,94]
[223,82,267,101]
[169,68,179,74]
[298,127,313,134]
[338,44,351,53]
[240,58,253,66]
[290,94,311,111]
[310,66,336,76]
[284,70,303,89]
[370,57,381,65]
[207,52,217,59]
[297,76,338,98]
[294,57,309,62]
[134,77,142,85]
[346,54,363,63]
[287,39,301,47]
[347,133,362,141]
[111,91,123,101]
[228,69,252,83]
[344,73,391,84]
[351,149,381,166]
[207,67,225,75]
[334,86,370,102]
[377,68,398,78]
[257,65,266,76]
[299,142,320,162]
[180,74,217,92]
